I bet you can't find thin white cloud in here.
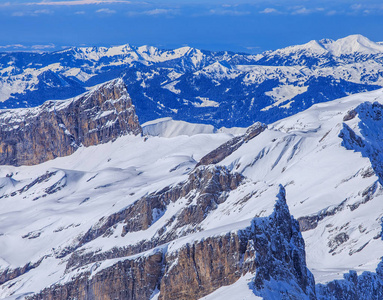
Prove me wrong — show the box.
[31,43,56,50]
[221,4,238,8]
[351,4,362,10]
[34,9,53,14]
[96,8,116,13]
[29,0,131,6]
[12,9,53,16]
[12,11,25,16]
[128,8,179,16]
[74,10,86,14]
[326,10,337,16]
[144,8,177,15]
[209,9,250,16]
[259,8,280,14]
[0,44,26,49]
[0,44,56,53]
[291,7,311,15]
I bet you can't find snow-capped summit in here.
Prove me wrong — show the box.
[260,34,383,64]
[270,39,329,57]
[196,61,240,80]
[1,34,383,129]
[322,34,383,56]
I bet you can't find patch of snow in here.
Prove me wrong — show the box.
[142,118,217,138]
[193,97,220,108]
[199,273,260,300]
[163,80,181,94]
[261,84,308,111]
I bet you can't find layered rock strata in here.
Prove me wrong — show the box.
[197,122,267,167]
[0,78,142,166]
[28,186,316,300]
[67,165,244,270]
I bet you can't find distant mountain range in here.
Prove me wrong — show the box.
[1,34,383,127]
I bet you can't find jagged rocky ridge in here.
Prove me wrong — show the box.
[28,186,316,300]
[197,122,267,167]
[0,79,142,166]
[316,261,383,299]
[340,102,383,185]
[65,165,244,270]
[3,88,383,299]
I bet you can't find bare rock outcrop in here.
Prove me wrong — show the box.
[196,122,267,167]
[29,186,316,300]
[67,165,244,269]
[28,252,164,300]
[316,261,383,299]
[0,78,142,166]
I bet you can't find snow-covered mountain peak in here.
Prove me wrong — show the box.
[318,38,334,45]
[164,46,196,58]
[137,45,159,56]
[272,39,329,57]
[104,43,136,56]
[275,34,383,57]
[206,61,231,71]
[323,34,383,56]
[196,60,240,80]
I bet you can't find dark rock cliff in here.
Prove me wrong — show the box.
[0,78,142,166]
[67,165,244,270]
[28,186,316,300]
[28,252,164,300]
[316,261,383,299]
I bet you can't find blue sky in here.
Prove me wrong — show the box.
[1,0,383,53]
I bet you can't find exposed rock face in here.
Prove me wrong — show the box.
[0,78,142,166]
[67,165,244,269]
[197,122,267,167]
[28,252,164,300]
[0,259,43,286]
[250,186,316,299]
[297,199,347,232]
[29,186,316,300]
[340,101,383,185]
[316,261,383,299]
[159,233,251,300]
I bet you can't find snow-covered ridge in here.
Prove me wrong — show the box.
[56,43,206,66]
[266,34,383,58]
[1,34,383,129]
[142,117,246,138]
[324,34,383,56]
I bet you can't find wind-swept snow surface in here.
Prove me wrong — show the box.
[2,88,383,298]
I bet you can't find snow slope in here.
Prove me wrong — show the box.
[2,88,383,298]
[142,117,246,138]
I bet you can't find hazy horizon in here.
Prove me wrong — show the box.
[1,0,383,53]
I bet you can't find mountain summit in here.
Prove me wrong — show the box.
[321,34,383,56]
